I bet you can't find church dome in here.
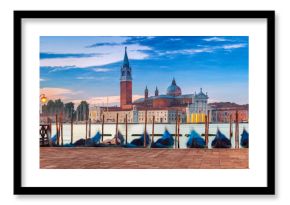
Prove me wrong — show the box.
[167,78,182,96]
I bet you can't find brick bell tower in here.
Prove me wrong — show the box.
[120,47,132,109]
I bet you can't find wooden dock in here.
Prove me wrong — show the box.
[40,148,248,169]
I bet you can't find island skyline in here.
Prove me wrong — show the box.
[40,36,248,106]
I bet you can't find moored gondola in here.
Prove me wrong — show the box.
[211,129,231,148]
[124,132,150,148]
[240,128,249,148]
[186,130,206,148]
[151,129,174,148]
[95,131,125,147]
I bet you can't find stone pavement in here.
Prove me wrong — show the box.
[40,147,248,169]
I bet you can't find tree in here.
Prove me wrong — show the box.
[76,101,89,121]
[64,102,74,120]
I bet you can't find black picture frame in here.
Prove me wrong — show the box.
[14,10,275,195]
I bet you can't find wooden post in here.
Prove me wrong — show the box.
[115,113,119,144]
[205,115,208,148]
[71,114,73,144]
[235,110,239,148]
[89,118,91,139]
[55,114,59,146]
[229,114,232,141]
[125,114,128,144]
[60,113,63,146]
[144,109,147,147]
[102,114,104,142]
[152,116,155,145]
[177,115,180,149]
[85,118,88,141]
[175,111,178,148]
[47,117,52,146]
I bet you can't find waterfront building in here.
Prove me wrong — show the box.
[209,102,249,123]
[186,88,209,123]
[89,105,103,123]
[133,78,193,110]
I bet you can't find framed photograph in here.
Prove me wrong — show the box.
[14,10,275,195]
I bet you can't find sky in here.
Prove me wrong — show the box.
[40,36,248,106]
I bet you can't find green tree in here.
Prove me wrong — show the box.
[64,102,74,120]
[76,101,89,121]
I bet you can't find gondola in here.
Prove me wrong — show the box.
[71,131,102,147]
[95,131,125,147]
[51,134,57,145]
[186,130,206,148]
[124,132,150,148]
[240,128,249,148]
[151,129,174,148]
[211,129,231,148]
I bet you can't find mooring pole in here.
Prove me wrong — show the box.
[229,114,232,141]
[175,111,178,148]
[125,114,128,144]
[144,109,147,147]
[152,116,155,146]
[177,115,180,149]
[102,114,104,142]
[89,118,91,139]
[48,117,52,146]
[85,118,88,141]
[205,115,208,148]
[71,113,73,144]
[60,113,63,146]
[115,113,119,144]
[235,110,239,148]
[55,114,59,146]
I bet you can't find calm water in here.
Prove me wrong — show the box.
[50,123,248,149]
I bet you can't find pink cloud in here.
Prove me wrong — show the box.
[73,95,144,106]
[40,87,74,100]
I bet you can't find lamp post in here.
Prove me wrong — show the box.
[40,94,47,115]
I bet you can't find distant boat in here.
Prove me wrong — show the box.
[124,132,150,148]
[95,131,125,147]
[240,129,249,148]
[151,129,174,148]
[211,129,231,148]
[187,130,206,148]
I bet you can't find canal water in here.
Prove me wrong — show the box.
[50,123,248,149]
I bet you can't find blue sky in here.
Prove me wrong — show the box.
[40,36,248,106]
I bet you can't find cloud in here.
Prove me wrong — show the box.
[170,38,182,41]
[158,43,247,56]
[40,45,151,68]
[40,87,73,100]
[76,76,109,80]
[203,37,229,42]
[222,43,247,49]
[43,65,77,73]
[40,52,101,59]
[40,78,47,82]
[85,36,155,48]
[92,68,112,72]
[83,95,144,106]
[158,47,214,56]
[85,42,120,48]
